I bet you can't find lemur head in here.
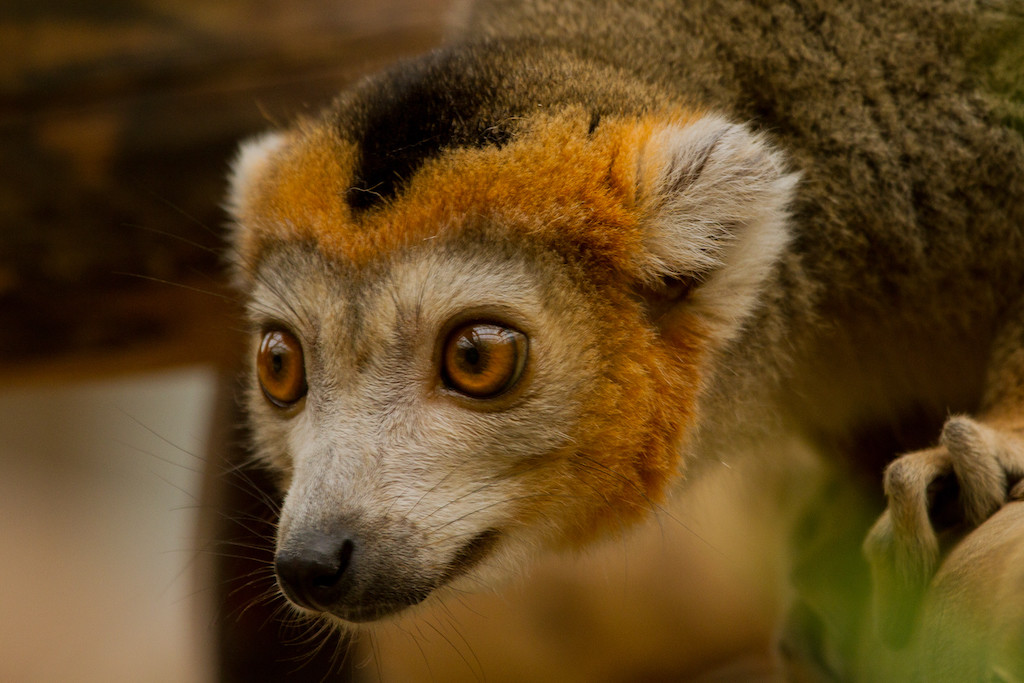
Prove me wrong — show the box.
[226,45,796,626]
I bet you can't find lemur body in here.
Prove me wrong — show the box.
[226,0,1024,677]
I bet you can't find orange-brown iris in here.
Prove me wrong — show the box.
[257,329,307,408]
[442,322,528,399]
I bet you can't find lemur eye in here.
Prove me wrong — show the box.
[257,329,307,408]
[442,322,528,399]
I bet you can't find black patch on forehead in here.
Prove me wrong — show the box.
[331,39,664,212]
[341,47,522,212]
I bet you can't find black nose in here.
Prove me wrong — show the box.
[274,529,355,611]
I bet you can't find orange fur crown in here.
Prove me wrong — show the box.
[230,105,704,279]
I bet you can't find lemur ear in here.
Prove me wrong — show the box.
[224,131,289,278]
[635,115,799,343]
[225,131,288,223]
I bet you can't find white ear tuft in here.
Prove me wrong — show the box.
[225,131,288,220]
[637,115,799,343]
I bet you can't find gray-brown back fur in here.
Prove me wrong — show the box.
[450,0,1024,450]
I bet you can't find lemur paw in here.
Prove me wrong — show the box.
[863,415,1024,647]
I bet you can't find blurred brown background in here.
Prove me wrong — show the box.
[1,0,449,382]
[0,1,783,680]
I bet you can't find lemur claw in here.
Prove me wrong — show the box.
[863,415,1024,648]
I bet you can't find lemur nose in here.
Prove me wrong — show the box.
[274,530,355,612]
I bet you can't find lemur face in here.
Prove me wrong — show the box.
[227,78,794,625]
[242,237,675,622]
